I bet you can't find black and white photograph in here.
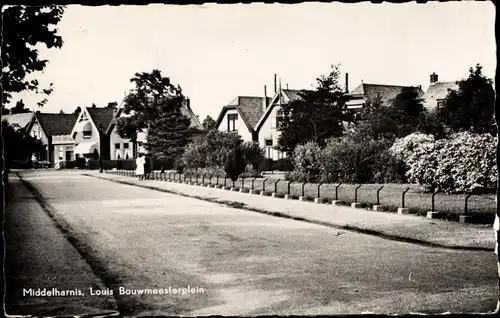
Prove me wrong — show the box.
[2,1,499,316]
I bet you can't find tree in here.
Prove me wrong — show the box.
[354,87,427,140]
[106,101,118,109]
[224,145,247,184]
[73,106,82,115]
[2,5,64,107]
[437,64,496,135]
[1,99,31,115]
[116,69,192,160]
[202,115,217,130]
[277,65,348,154]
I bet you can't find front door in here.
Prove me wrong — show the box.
[66,151,73,161]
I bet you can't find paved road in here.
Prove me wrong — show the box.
[13,170,499,315]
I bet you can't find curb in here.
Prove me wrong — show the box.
[86,173,494,252]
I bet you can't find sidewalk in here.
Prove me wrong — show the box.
[4,174,118,317]
[88,171,495,251]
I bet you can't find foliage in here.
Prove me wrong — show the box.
[278,65,349,154]
[275,158,294,171]
[257,158,274,172]
[320,130,404,184]
[240,141,265,169]
[1,100,31,115]
[224,146,247,182]
[116,70,192,160]
[2,5,65,107]
[355,87,428,140]
[180,130,242,169]
[202,115,217,130]
[1,120,44,181]
[391,132,497,193]
[291,141,323,182]
[436,64,496,135]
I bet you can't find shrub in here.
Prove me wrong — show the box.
[258,158,273,172]
[240,141,265,169]
[224,146,247,182]
[292,141,323,182]
[392,132,497,193]
[274,158,294,171]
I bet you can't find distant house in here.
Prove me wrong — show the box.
[27,113,79,165]
[106,98,204,159]
[71,106,115,160]
[215,94,272,143]
[2,112,35,134]
[422,72,459,110]
[346,82,425,110]
[254,88,305,159]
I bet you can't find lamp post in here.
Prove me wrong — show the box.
[98,124,103,173]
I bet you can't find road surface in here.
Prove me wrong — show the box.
[8,170,498,316]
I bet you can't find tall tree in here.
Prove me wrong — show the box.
[436,64,496,135]
[8,100,31,114]
[116,69,192,160]
[277,65,348,154]
[202,115,217,130]
[2,5,64,107]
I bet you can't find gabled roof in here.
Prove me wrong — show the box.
[36,113,79,136]
[215,96,272,132]
[422,81,459,106]
[86,107,116,134]
[347,83,425,106]
[254,88,306,131]
[2,112,34,131]
[106,99,203,135]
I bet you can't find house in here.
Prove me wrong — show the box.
[71,106,115,160]
[345,82,425,110]
[2,112,35,134]
[106,98,204,159]
[254,88,305,160]
[26,112,79,165]
[422,72,459,110]
[215,93,272,143]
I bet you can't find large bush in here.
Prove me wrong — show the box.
[390,132,497,193]
[224,146,247,182]
[291,141,323,182]
[240,141,265,169]
[321,131,404,183]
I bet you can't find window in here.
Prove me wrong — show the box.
[123,143,129,149]
[83,131,92,139]
[437,100,444,108]
[138,141,143,146]
[227,113,238,131]
[265,139,273,147]
[276,109,285,129]
[115,143,121,149]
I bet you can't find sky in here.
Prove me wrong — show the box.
[10,2,496,120]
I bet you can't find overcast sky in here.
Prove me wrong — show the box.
[11,2,496,120]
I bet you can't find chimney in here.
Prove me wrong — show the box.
[274,74,277,93]
[418,85,422,90]
[345,73,349,93]
[263,85,268,110]
[430,72,438,84]
[186,97,191,110]
[286,83,289,90]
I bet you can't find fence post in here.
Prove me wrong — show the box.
[224,177,227,187]
[241,177,245,189]
[402,187,410,208]
[216,176,220,186]
[251,177,257,190]
[262,178,268,192]
[287,181,292,195]
[274,179,281,193]
[464,194,473,215]
[376,186,384,205]
[301,182,306,197]
[317,182,324,198]
[202,174,205,185]
[335,183,342,201]
[431,190,439,212]
[354,184,362,203]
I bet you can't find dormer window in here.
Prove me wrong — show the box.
[227,113,238,132]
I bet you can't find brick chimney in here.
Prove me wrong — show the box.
[345,73,349,93]
[430,72,438,84]
[263,85,268,111]
[185,97,191,110]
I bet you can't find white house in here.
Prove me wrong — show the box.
[71,106,115,159]
[215,94,272,143]
[254,88,303,160]
[422,72,459,111]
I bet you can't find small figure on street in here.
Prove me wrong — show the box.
[31,154,37,170]
[135,153,146,180]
